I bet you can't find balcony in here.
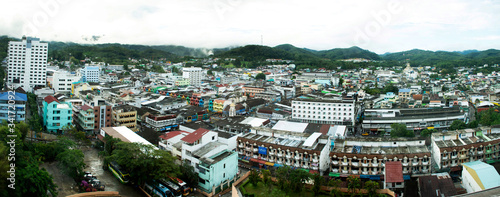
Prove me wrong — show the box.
[362,163,369,167]
[422,161,429,165]
[294,156,301,160]
[332,160,339,165]
[286,161,291,166]
[269,151,274,156]
[294,163,300,168]
[313,158,319,163]
[312,166,318,170]
[342,170,349,174]
[352,170,359,174]
[442,164,448,168]
[238,150,243,155]
[332,169,339,173]
[277,160,283,164]
[341,162,348,166]
[269,158,274,162]
[451,155,457,159]
[412,161,419,166]
[451,163,458,167]
[403,170,409,174]
[459,154,467,159]
[253,148,258,152]
[238,144,244,148]
[252,155,258,159]
[372,163,379,167]
[402,162,409,167]
[352,162,359,167]
[277,153,283,157]
[372,171,378,175]
[478,151,484,155]
[362,171,369,175]
[245,147,251,151]
[286,154,292,159]
[422,169,429,173]
[302,165,309,169]
[486,149,492,154]
[442,156,448,161]
[382,163,385,167]
[303,158,310,162]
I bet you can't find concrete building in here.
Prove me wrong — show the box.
[237,128,331,174]
[52,71,80,93]
[431,127,500,171]
[42,95,73,133]
[7,36,48,92]
[0,92,27,122]
[291,98,357,126]
[197,149,238,193]
[81,66,101,82]
[330,137,431,176]
[182,66,203,86]
[461,161,500,193]
[145,114,181,132]
[99,126,156,148]
[112,105,138,132]
[362,107,467,134]
[384,161,404,189]
[74,104,95,133]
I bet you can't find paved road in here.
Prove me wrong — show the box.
[82,146,144,197]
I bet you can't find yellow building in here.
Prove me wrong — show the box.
[112,105,138,132]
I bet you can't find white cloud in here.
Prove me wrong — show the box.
[1,0,499,53]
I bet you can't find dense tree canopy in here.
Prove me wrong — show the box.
[390,123,415,138]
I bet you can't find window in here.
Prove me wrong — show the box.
[212,136,215,140]
[224,164,226,168]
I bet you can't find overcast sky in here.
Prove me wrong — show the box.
[1,0,499,54]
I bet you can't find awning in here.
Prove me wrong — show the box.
[265,162,274,166]
[274,163,283,167]
[329,172,340,177]
[309,170,319,174]
[370,176,381,180]
[340,174,350,177]
[427,127,435,130]
[403,175,411,180]
[360,175,370,179]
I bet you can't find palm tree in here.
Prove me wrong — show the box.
[347,176,360,196]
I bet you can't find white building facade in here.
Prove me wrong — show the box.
[182,66,203,86]
[291,98,356,126]
[7,36,48,92]
[80,66,101,82]
[52,71,80,93]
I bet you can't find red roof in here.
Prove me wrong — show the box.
[385,161,404,183]
[44,95,60,104]
[320,125,333,135]
[81,104,93,111]
[181,128,210,144]
[159,131,189,141]
[120,93,127,97]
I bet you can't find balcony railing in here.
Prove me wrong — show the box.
[312,166,318,170]
[332,160,339,165]
[362,171,369,175]
[451,155,457,159]
[238,144,244,148]
[372,163,378,167]
[442,156,448,160]
[245,147,251,151]
[341,162,348,166]
[253,148,258,152]
[252,155,258,159]
[294,156,301,160]
[412,161,419,166]
[478,151,484,155]
[362,163,369,167]
[352,162,359,167]
[403,170,408,174]
[451,163,458,167]
[269,151,274,156]
[269,158,274,162]
[302,165,309,169]
[352,170,359,174]
[459,154,467,159]
[422,161,429,165]
[332,169,339,173]
[372,171,378,175]
[402,162,409,166]
[277,153,283,157]
[342,170,349,174]
[277,160,283,164]
[294,163,300,168]
[422,169,429,173]
[312,158,319,163]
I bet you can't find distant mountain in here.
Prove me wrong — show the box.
[454,50,479,55]
[215,44,381,62]
[381,49,500,66]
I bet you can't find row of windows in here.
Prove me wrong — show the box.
[58,88,72,90]
[293,110,352,116]
[293,102,352,107]
[9,44,47,48]
[294,106,352,111]
[293,114,350,119]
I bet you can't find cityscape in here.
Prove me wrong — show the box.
[2,1,500,197]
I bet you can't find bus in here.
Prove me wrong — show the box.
[158,178,183,197]
[168,176,192,196]
[143,181,175,197]
[108,161,130,184]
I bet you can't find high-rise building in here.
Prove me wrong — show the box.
[7,36,48,92]
[52,71,80,93]
[80,66,101,82]
[182,66,203,86]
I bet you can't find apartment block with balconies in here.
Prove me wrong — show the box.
[291,98,356,126]
[74,104,95,133]
[236,128,331,174]
[329,137,431,177]
[112,105,138,132]
[431,126,500,171]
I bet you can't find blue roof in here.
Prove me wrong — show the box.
[463,161,500,189]
[399,88,411,93]
[0,92,27,101]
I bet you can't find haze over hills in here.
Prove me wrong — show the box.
[1,35,499,68]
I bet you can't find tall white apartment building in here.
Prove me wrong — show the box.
[291,98,357,126]
[52,71,80,93]
[182,66,203,86]
[7,36,48,92]
[80,66,101,82]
